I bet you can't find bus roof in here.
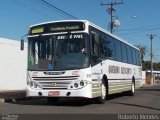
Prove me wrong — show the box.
[29,20,140,51]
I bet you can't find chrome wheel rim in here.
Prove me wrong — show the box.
[132,82,135,93]
[102,83,106,99]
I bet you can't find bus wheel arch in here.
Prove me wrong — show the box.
[102,75,108,86]
[102,75,109,97]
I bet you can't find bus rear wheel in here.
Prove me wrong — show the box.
[127,80,135,96]
[96,80,107,104]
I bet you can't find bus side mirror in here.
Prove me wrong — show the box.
[20,39,24,51]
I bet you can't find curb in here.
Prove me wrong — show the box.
[0,98,5,103]
[142,83,159,87]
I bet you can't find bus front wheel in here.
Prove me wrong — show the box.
[95,80,107,104]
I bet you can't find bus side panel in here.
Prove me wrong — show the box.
[101,60,142,95]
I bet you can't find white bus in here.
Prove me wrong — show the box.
[21,20,142,104]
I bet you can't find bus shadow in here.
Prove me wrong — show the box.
[48,98,95,106]
[7,93,126,107]
[107,92,130,100]
[5,91,132,107]
[7,97,94,107]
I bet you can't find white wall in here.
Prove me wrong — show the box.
[142,71,146,85]
[0,38,27,91]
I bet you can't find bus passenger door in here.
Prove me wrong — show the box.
[90,32,102,82]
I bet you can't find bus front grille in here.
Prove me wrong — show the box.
[38,81,72,89]
[32,76,79,89]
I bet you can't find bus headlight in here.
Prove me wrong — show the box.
[68,80,90,89]
[80,81,85,86]
[74,83,79,88]
[27,81,41,89]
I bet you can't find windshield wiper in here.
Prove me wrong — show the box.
[33,49,39,63]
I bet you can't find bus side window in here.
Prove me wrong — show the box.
[132,48,137,65]
[99,35,106,58]
[121,43,128,63]
[115,40,122,62]
[106,36,115,59]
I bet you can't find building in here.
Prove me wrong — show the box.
[0,38,27,91]
[142,70,160,84]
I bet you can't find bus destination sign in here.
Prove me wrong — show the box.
[31,27,44,34]
[50,25,80,32]
[29,22,85,35]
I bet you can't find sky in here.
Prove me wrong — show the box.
[0,0,160,62]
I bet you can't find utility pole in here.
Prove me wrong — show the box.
[147,34,157,84]
[101,1,123,33]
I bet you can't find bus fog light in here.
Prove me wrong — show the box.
[74,83,79,88]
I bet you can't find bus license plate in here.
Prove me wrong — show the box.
[48,91,60,96]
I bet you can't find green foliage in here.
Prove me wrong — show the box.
[142,61,160,71]
[135,45,146,62]
[135,45,160,71]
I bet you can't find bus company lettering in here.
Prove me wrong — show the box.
[121,67,132,74]
[57,34,83,40]
[109,65,120,74]
[109,65,132,74]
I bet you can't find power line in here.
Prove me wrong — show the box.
[118,24,160,32]
[13,0,53,19]
[118,26,160,35]
[39,0,78,20]
[116,2,160,35]
[31,0,71,20]
[124,4,145,28]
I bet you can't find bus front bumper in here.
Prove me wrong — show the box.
[26,84,92,98]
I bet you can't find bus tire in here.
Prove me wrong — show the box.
[96,79,107,104]
[128,79,135,96]
[47,97,59,103]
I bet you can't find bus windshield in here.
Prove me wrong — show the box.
[28,33,90,71]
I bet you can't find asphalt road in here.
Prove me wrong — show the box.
[0,85,160,120]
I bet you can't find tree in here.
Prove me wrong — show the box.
[142,61,150,71]
[142,61,160,71]
[136,45,146,62]
[153,62,160,71]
